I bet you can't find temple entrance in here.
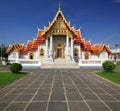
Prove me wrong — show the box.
[55,41,64,58]
[57,48,62,58]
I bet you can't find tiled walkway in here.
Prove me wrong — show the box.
[0,69,120,111]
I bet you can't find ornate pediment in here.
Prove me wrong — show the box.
[42,9,76,39]
[53,15,67,29]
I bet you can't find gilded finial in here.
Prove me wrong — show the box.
[59,2,61,10]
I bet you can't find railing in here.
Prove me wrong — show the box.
[9,59,42,68]
[79,59,114,67]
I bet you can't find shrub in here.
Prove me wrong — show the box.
[102,60,116,72]
[10,63,22,73]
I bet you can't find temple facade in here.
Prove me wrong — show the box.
[6,8,112,68]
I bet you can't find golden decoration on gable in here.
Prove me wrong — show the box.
[42,9,76,39]
[12,44,21,52]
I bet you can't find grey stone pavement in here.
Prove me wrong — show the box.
[0,69,120,111]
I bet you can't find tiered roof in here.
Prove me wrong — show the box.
[42,8,76,38]
[91,44,111,54]
[6,8,111,55]
[6,30,45,54]
[73,29,111,54]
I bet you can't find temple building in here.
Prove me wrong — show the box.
[6,7,112,68]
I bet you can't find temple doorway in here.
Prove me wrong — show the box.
[57,48,62,58]
[55,41,64,58]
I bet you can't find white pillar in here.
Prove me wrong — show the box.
[66,36,69,56]
[45,39,48,58]
[79,44,81,59]
[37,45,40,59]
[71,38,74,60]
[50,36,53,58]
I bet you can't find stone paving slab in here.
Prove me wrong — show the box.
[0,69,120,111]
[48,102,67,111]
[69,102,90,111]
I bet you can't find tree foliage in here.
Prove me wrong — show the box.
[0,44,8,59]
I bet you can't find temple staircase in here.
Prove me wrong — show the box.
[41,59,79,68]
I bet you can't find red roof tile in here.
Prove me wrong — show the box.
[20,46,28,54]
[91,44,111,54]
[32,39,38,50]
[37,30,45,43]
[74,30,82,44]
[6,29,111,55]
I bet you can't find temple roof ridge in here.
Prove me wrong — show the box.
[42,7,76,36]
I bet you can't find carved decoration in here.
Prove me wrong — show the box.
[43,10,76,39]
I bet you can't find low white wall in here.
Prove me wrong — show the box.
[9,59,42,69]
[91,55,99,59]
[79,59,112,67]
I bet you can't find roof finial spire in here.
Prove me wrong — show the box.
[59,2,61,10]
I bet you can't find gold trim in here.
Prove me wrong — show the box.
[42,8,76,39]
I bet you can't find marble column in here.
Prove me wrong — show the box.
[50,36,53,58]
[45,38,48,58]
[71,38,74,60]
[37,45,40,59]
[66,36,69,56]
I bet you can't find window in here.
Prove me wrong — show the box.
[84,52,89,59]
[40,48,44,56]
[74,48,78,57]
[29,52,34,59]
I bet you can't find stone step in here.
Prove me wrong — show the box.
[54,58,72,63]
[41,62,79,68]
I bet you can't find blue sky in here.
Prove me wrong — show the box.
[0,0,120,48]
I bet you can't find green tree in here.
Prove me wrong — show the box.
[0,44,8,60]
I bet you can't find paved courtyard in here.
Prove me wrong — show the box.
[0,69,120,111]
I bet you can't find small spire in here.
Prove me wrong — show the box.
[44,26,46,29]
[58,2,61,10]
[68,21,71,26]
[48,21,51,26]
[38,28,40,31]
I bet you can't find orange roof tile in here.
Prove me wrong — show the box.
[6,43,24,54]
[81,41,92,51]
[84,41,92,50]
[74,30,82,44]
[6,45,13,54]
[32,39,38,50]
[91,44,111,55]
[27,41,34,51]
[20,46,28,54]
[37,30,45,43]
